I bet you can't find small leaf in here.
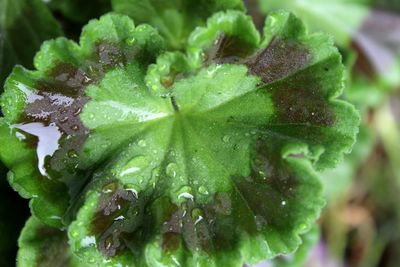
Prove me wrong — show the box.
[18,216,92,267]
[112,0,245,50]
[0,0,62,87]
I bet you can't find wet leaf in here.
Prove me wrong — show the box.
[112,0,244,50]
[0,11,359,267]
[18,216,92,267]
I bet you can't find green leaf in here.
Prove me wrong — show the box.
[1,11,359,267]
[258,226,320,267]
[258,0,400,89]
[258,0,371,47]
[0,13,164,227]
[0,0,62,87]
[18,216,92,267]
[48,0,112,23]
[112,0,244,50]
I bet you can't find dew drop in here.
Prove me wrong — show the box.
[59,116,69,123]
[178,192,194,201]
[191,208,203,225]
[81,236,96,248]
[222,135,230,143]
[71,230,79,238]
[102,182,116,194]
[68,149,78,158]
[125,186,138,198]
[166,163,178,178]
[299,223,307,231]
[71,124,79,131]
[281,200,287,206]
[114,215,125,221]
[120,156,149,177]
[73,107,82,116]
[198,186,209,195]
[125,37,136,45]
[138,139,146,147]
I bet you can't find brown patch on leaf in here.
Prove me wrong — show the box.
[246,37,311,84]
[204,34,257,65]
[91,185,147,257]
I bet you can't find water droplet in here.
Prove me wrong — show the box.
[281,200,287,206]
[102,182,116,194]
[114,215,125,221]
[71,124,79,131]
[178,192,194,201]
[166,163,178,178]
[68,149,78,158]
[120,156,149,177]
[71,230,79,238]
[81,236,96,248]
[222,135,230,143]
[138,139,146,147]
[191,208,203,225]
[198,186,209,195]
[59,116,69,123]
[299,223,307,231]
[73,107,82,116]
[125,37,136,45]
[125,186,138,198]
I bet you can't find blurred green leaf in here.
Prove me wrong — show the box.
[0,0,62,87]
[47,0,111,23]
[258,0,371,47]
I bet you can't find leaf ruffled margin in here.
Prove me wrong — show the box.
[0,13,165,227]
[0,10,359,267]
[147,10,360,170]
[18,216,93,267]
[66,11,355,267]
[112,0,245,50]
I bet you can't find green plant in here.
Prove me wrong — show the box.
[0,1,361,266]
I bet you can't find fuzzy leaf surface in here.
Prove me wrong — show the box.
[17,216,92,267]
[112,0,244,49]
[0,11,359,267]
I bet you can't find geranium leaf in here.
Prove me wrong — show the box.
[112,0,245,50]
[18,216,92,267]
[0,0,62,87]
[0,13,164,227]
[258,0,371,47]
[0,11,359,267]
[258,0,400,89]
